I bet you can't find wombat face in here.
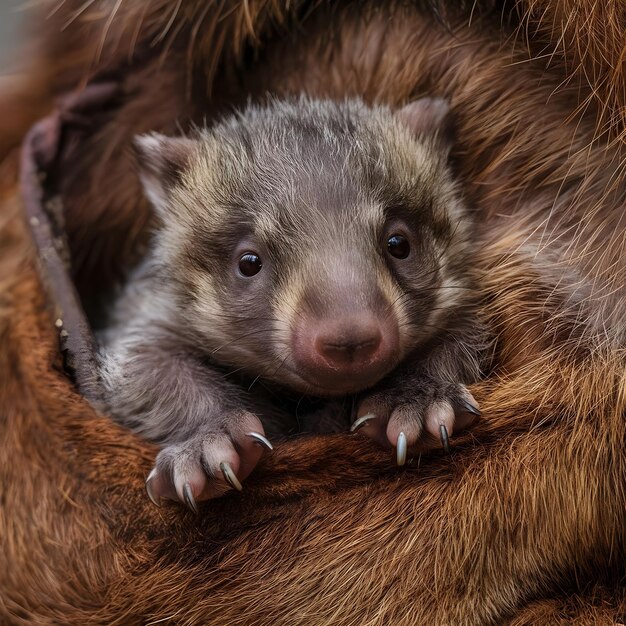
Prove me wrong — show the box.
[135,98,471,395]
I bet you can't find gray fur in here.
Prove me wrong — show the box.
[98,97,488,502]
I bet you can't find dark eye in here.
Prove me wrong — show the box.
[238,252,263,277]
[387,234,410,259]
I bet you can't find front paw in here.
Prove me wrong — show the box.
[145,411,272,511]
[352,376,480,464]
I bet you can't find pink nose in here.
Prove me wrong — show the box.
[292,312,399,394]
[314,321,382,367]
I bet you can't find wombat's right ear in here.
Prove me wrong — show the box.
[133,133,197,215]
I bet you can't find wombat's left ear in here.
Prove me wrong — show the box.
[133,133,197,216]
[396,97,454,149]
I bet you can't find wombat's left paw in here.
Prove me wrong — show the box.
[352,378,480,464]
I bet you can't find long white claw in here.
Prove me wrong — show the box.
[350,413,377,433]
[145,468,161,508]
[183,482,198,514]
[220,462,243,492]
[396,431,407,466]
[246,432,273,451]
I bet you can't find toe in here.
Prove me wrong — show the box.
[386,404,424,449]
[228,412,266,480]
[172,458,212,503]
[424,400,456,440]
[197,437,242,499]
[354,396,392,447]
[220,461,243,491]
[454,387,481,430]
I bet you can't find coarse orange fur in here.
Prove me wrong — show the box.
[1,1,626,624]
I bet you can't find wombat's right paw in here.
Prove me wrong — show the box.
[145,412,272,511]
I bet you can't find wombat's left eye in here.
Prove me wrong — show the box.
[387,234,410,259]
[238,252,263,277]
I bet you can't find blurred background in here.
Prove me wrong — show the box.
[0,0,23,73]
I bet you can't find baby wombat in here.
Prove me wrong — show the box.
[98,97,487,510]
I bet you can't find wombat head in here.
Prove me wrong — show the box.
[135,97,471,395]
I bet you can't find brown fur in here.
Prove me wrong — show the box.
[2,1,626,624]
[518,0,626,141]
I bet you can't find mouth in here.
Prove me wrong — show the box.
[280,365,390,397]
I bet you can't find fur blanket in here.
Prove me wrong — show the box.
[1,2,625,623]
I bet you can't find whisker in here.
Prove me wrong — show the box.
[267,352,291,380]
[247,373,263,392]
[221,365,248,378]
[210,328,278,355]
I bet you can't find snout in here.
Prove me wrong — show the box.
[315,317,382,366]
[292,313,400,394]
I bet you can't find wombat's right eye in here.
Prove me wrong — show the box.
[238,252,263,277]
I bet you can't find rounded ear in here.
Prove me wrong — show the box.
[133,133,197,215]
[396,97,454,149]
